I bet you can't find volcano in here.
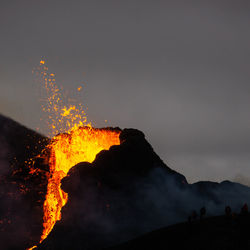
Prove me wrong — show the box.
[1,114,250,250]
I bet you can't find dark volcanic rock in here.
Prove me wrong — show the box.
[0,114,47,168]
[38,129,250,250]
[0,114,49,250]
[38,129,187,250]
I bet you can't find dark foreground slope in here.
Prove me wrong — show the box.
[38,129,250,250]
[107,213,250,250]
[0,114,49,249]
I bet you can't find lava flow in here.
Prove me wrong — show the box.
[29,60,121,248]
[40,127,120,242]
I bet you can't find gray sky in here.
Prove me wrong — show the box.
[1,0,250,183]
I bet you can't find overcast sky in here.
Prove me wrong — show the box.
[1,0,250,183]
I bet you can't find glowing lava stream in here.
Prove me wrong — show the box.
[29,60,121,248]
[40,127,120,243]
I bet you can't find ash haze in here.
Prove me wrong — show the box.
[1,0,250,183]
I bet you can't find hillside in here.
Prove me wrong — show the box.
[107,213,250,250]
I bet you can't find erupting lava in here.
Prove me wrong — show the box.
[41,127,120,242]
[30,60,121,248]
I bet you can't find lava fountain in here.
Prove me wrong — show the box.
[29,61,121,248]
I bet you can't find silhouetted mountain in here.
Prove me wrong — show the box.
[1,115,250,250]
[0,114,47,171]
[0,114,49,249]
[38,129,250,250]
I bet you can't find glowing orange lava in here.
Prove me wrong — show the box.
[29,60,121,248]
[40,127,120,242]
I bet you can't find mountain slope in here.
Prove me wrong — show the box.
[107,213,250,250]
[0,114,49,249]
[1,115,250,250]
[38,129,250,250]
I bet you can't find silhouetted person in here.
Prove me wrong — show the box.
[225,206,232,217]
[192,210,198,221]
[241,203,248,216]
[239,204,249,248]
[200,207,206,219]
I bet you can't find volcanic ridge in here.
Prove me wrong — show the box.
[1,114,250,250]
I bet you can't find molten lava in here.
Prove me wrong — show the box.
[29,60,121,248]
[40,127,120,242]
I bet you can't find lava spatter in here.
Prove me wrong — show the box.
[29,60,120,248]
